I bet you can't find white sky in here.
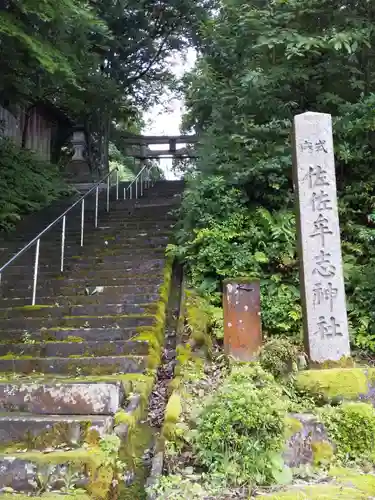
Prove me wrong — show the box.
[142,48,196,179]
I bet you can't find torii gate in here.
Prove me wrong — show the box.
[121,134,199,160]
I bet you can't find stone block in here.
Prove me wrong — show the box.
[0,414,113,449]
[292,112,350,363]
[0,382,125,414]
[284,413,333,468]
[0,448,112,496]
[295,368,374,404]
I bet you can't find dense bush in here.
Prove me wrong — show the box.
[321,402,375,462]
[0,138,71,231]
[260,338,299,380]
[194,365,290,486]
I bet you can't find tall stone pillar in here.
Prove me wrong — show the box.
[65,128,92,183]
[292,111,350,363]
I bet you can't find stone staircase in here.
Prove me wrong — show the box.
[0,180,183,497]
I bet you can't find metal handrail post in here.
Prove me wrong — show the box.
[124,187,126,200]
[95,186,99,228]
[106,175,110,212]
[32,239,40,305]
[135,177,138,199]
[130,184,133,199]
[116,170,119,200]
[140,172,143,196]
[61,215,66,272]
[80,199,85,247]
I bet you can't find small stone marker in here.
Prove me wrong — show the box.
[292,112,350,363]
[223,279,262,361]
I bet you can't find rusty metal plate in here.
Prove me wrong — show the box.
[223,279,262,361]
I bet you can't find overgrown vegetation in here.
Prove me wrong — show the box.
[194,365,290,486]
[321,402,375,463]
[171,0,375,353]
[0,138,71,231]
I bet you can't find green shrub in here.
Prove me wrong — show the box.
[260,338,299,380]
[147,474,223,499]
[321,402,375,462]
[208,305,224,340]
[229,362,277,388]
[194,365,290,486]
[0,137,71,230]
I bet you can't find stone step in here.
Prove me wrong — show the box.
[0,291,160,308]
[0,247,167,269]
[1,269,164,285]
[0,327,139,343]
[0,413,113,449]
[0,381,125,414]
[0,283,161,301]
[2,269,163,285]
[0,313,155,330]
[0,222,174,248]
[0,448,107,493]
[5,231,172,243]
[0,339,149,358]
[3,276,164,294]
[0,354,145,375]
[0,302,156,318]
[0,252,166,275]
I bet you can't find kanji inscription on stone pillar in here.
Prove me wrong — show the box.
[292,112,350,363]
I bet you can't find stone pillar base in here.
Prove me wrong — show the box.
[64,160,93,183]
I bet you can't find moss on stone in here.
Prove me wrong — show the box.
[329,467,375,494]
[258,467,375,498]
[66,336,85,342]
[5,421,97,450]
[165,392,182,424]
[2,447,113,499]
[256,485,368,499]
[2,495,90,500]
[115,409,135,427]
[296,368,368,402]
[119,422,154,500]
[11,305,55,311]
[0,353,35,360]
[310,356,355,369]
[184,290,211,348]
[284,416,303,439]
[312,440,334,466]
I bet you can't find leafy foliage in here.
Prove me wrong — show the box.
[0,138,70,231]
[194,365,290,486]
[260,338,299,380]
[321,402,375,463]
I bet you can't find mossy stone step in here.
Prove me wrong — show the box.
[5,275,164,293]
[0,413,113,449]
[1,259,166,278]
[0,283,161,301]
[1,494,90,500]
[0,354,145,376]
[296,367,375,404]
[0,327,141,344]
[0,339,149,358]
[62,269,164,281]
[0,302,157,318]
[0,448,113,496]
[0,313,155,330]
[0,381,125,414]
[68,258,166,274]
[0,292,160,309]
